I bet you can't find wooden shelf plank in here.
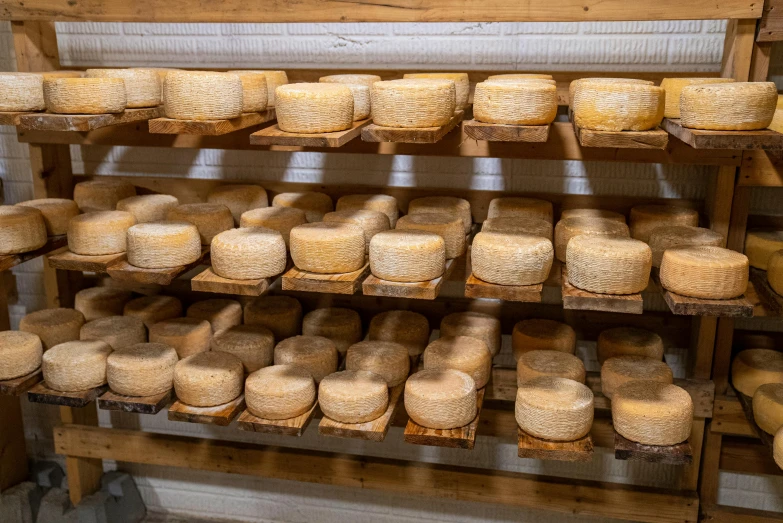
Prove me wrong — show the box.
[0,111,36,126]
[735,389,775,451]
[463,120,550,142]
[0,235,67,272]
[18,107,163,132]
[517,427,594,462]
[282,259,370,295]
[661,118,783,150]
[661,288,754,317]
[0,368,42,396]
[107,246,209,285]
[614,432,693,465]
[403,387,485,449]
[168,395,245,426]
[712,395,757,437]
[191,266,277,296]
[363,257,457,300]
[149,109,275,136]
[236,401,318,436]
[361,111,463,144]
[561,265,644,314]
[319,380,404,442]
[464,273,543,302]
[749,267,783,315]
[250,118,371,147]
[574,124,668,150]
[48,249,126,273]
[26,381,107,408]
[97,389,172,415]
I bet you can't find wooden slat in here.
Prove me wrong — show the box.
[48,249,126,273]
[659,285,754,318]
[463,120,550,142]
[18,107,163,132]
[574,125,669,150]
[0,111,35,125]
[758,0,783,42]
[97,389,172,415]
[661,118,783,150]
[614,432,693,465]
[561,265,644,314]
[191,266,276,297]
[363,257,457,300]
[464,273,543,302]
[168,395,245,426]
[712,395,756,436]
[720,437,782,476]
[739,150,783,186]
[403,388,485,449]
[236,401,318,436]
[749,267,783,315]
[282,259,370,295]
[0,368,42,396]
[26,381,107,408]
[361,111,464,143]
[319,381,404,441]
[106,246,209,285]
[735,390,775,450]
[250,118,370,147]
[0,234,67,272]
[517,428,594,462]
[148,109,275,136]
[0,395,28,491]
[702,504,783,523]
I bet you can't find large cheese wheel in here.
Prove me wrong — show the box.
[368,310,430,356]
[515,377,594,441]
[660,77,735,118]
[753,383,783,435]
[211,324,275,373]
[0,73,44,111]
[116,194,179,224]
[660,246,749,299]
[612,381,693,446]
[516,350,586,386]
[174,351,244,407]
[240,206,306,247]
[768,250,783,296]
[164,71,243,120]
[481,217,552,240]
[244,295,302,341]
[276,83,354,133]
[629,205,699,243]
[396,213,465,259]
[472,232,554,286]
[336,194,399,228]
[166,203,233,245]
[229,70,288,106]
[19,308,85,351]
[207,185,268,225]
[346,340,410,387]
[560,208,626,224]
[554,217,630,263]
[85,68,161,108]
[127,222,201,269]
[405,368,477,429]
[648,226,724,267]
[409,196,471,233]
[568,78,653,105]
[245,364,316,419]
[566,235,651,294]
[680,82,778,130]
[274,335,338,383]
[290,222,365,274]
[775,427,783,469]
[372,79,456,127]
[320,74,382,88]
[186,299,242,334]
[75,287,133,321]
[732,349,783,397]
[474,81,557,125]
[272,192,333,223]
[440,311,501,357]
[0,331,42,380]
[324,209,390,253]
[745,230,783,270]
[403,73,468,111]
[573,82,664,131]
[319,370,389,423]
[67,211,136,255]
[302,308,362,355]
[488,197,552,224]
[106,342,178,396]
[123,295,182,329]
[211,227,287,280]
[233,72,268,113]
[597,327,664,365]
[512,319,576,361]
[44,77,126,114]
[81,316,146,349]
[149,317,212,359]
[423,335,492,389]
[16,198,79,236]
[73,180,136,213]
[42,340,112,391]
[0,206,47,255]
[600,355,673,399]
[369,230,445,282]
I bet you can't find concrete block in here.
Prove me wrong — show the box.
[37,488,77,523]
[32,461,66,490]
[0,482,41,523]
[102,472,146,523]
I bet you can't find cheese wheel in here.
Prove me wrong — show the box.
[0,73,44,111]
[320,74,382,88]
[516,350,586,386]
[0,206,47,255]
[597,327,664,365]
[290,222,365,274]
[324,209,390,253]
[612,381,693,446]
[487,197,553,223]
[186,299,242,334]
[629,205,699,243]
[42,340,112,391]
[67,211,136,255]
[396,213,465,259]
[732,349,783,397]
[423,335,492,389]
[149,317,212,359]
[554,217,630,263]
[515,376,594,441]
[371,79,456,128]
[73,180,136,213]
[512,319,576,361]
[75,287,133,321]
[660,246,749,299]
[211,227,287,280]
[680,82,777,130]
[768,250,783,296]
[566,236,652,295]
[16,198,79,236]
[229,70,288,106]
[244,296,302,341]
[274,335,338,383]
[240,206,306,247]
[245,364,316,419]
[568,78,653,106]
[126,222,201,269]
[174,351,244,407]
[490,74,553,81]
[211,324,275,373]
[336,194,399,228]
[753,383,783,435]
[302,308,362,355]
[81,316,146,349]
[560,208,626,223]
[85,68,161,108]
[660,77,735,118]
[409,196,472,234]
[440,311,501,357]
[272,192,333,223]
[44,77,126,114]
[403,73,469,111]
[106,342,178,396]
[573,81,664,131]
[745,230,783,270]
[346,340,410,387]
[369,229,445,282]
[207,185,268,225]
[233,72,268,113]
[164,71,243,120]
[481,217,552,241]
[600,355,673,399]
[166,203,233,245]
[19,308,85,352]
[116,194,179,224]
[648,226,724,267]
[0,331,42,380]
[342,83,371,121]
[474,81,557,125]
[41,71,85,80]
[319,369,389,423]
[405,368,477,429]
[124,295,182,329]
[775,427,783,469]
[368,310,430,357]
[472,232,554,286]
[276,83,354,133]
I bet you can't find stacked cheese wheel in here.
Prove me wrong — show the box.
[423,335,491,389]
[409,196,472,233]
[680,82,777,130]
[566,236,652,295]
[274,335,338,383]
[517,350,586,386]
[211,227,287,280]
[81,316,146,349]
[515,376,594,442]
[371,79,456,128]
[276,83,354,133]
[629,204,700,243]
[68,211,136,256]
[345,340,409,387]
[471,232,554,286]
[405,369,477,429]
[403,73,469,111]
[324,209,390,253]
[659,246,749,299]
[174,352,244,407]
[211,324,275,373]
[164,71,243,120]
[127,222,201,269]
[245,364,316,419]
[0,73,45,111]
[369,230,445,282]
[554,217,629,263]
[290,222,365,274]
[149,317,211,359]
[573,81,664,131]
[44,77,127,114]
[474,80,557,125]
[229,70,288,107]
[16,198,79,236]
[601,355,673,398]
[482,217,552,240]
[85,68,162,108]
[319,370,389,423]
[659,77,735,119]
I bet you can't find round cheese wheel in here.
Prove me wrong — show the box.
[660,246,749,299]
[116,194,179,223]
[85,68,161,108]
[0,206,47,255]
[405,368,477,429]
[73,180,136,212]
[481,217,552,241]
[0,331,42,380]
[290,222,365,274]
[745,230,783,270]
[753,383,783,435]
[229,70,288,106]
[660,77,735,118]
[768,250,783,296]
[775,427,783,469]
[276,83,354,133]
[174,351,244,407]
[423,335,492,389]
[396,212,465,259]
[566,236,652,295]
[244,295,302,342]
[560,208,626,224]
[403,73,468,111]
[371,79,456,127]
[211,324,275,373]
[369,230,445,282]
[164,71,243,120]
[346,340,410,387]
[44,77,126,114]
[211,227,287,280]
[149,317,212,359]
[474,81,557,125]
[324,209,390,253]
[612,381,693,446]
[272,192,333,223]
[106,342,178,396]
[127,222,201,269]
[648,226,724,267]
[487,197,553,223]
[680,82,777,130]
[573,81,664,131]
[597,327,664,364]
[491,73,553,81]
[186,299,242,334]
[554,217,630,263]
[320,74,382,88]
[368,310,430,357]
[19,308,85,351]
[233,72,268,113]
[42,340,111,391]
[732,349,783,397]
[166,203,233,245]
[319,369,389,423]
[0,73,44,111]
[408,196,471,234]
[440,311,501,357]
[207,185,268,225]
[336,194,399,228]
[629,205,700,243]
[67,211,136,255]
[515,376,594,441]
[240,206,306,247]
[274,335,338,383]
[75,287,133,321]
[472,232,554,286]
[516,350,586,386]
[81,315,146,349]
[512,319,576,361]
[344,83,371,120]
[302,308,362,355]
[568,78,653,105]
[16,198,79,236]
[601,355,673,399]
[123,295,182,329]
[245,364,316,419]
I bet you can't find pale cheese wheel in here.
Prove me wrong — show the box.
[597,327,664,365]
[612,381,693,446]
[234,72,268,113]
[775,427,783,469]
[405,368,477,429]
[517,350,585,386]
[600,355,673,399]
[566,235,652,295]
[554,217,630,263]
[474,81,557,125]
[344,83,371,121]
[369,229,445,283]
[680,82,777,130]
[16,198,79,236]
[149,317,212,359]
[166,203,233,245]
[660,246,749,300]
[0,73,44,111]
[73,180,137,213]
[164,71,243,120]
[207,185,268,225]
[239,206,306,247]
[19,308,85,351]
[81,316,146,350]
[745,230,783,270]
[174,351,244,407]
[648,226,724,267]
[0,331,42,380]
[272,192,333,223]
[229,70,288,106]
[336,194,399,228]
[127,222,201,269]
[515,376,594,442]
[490,74,553,81]
[629,205,699,243]
[124,295,182,329]
[186,299,242,334]
[106,342,178,396]
[211,227,287,280]
[290,222,365,274]
[487,197,553,224]
[512,319,576,361]
[245,364,316,419]
[319,369,389,423]
[75,287,133,321]
[768,250,783,296]
[42,340,111,391]
[116,194,179,224]
[368,310,430,357]
[408,196,472,234]
[423,335,491,389]
[440,311,501,357]
[302,308,362,355]
[560,208,625,223]
[276,83,354,133]
[211,324,275,373]
[660,77,735,118]
[0,206,47,254]
[753,383,783,435]
[568,78,653,107]
[67,211,136,255]
[320,74,382,88]
[371,79,456,128]
[85,68,161,108]
[732,349,783,397]
[244,295,302,341]
[396,213,465,259]
[324,209,390,253]
[44,77,126,114]
[274,335,338,383]
[573,81,664,132]
[403,73,469,111]
[346,340,410,387]
[481,217,552,241]
[472,232,554,286]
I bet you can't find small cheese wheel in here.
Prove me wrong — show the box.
[274,335,338,383]
[396,213,465,259]
[106,342,178,396]
[440,311,501,357]
[346,341,410,387]
[127,222,201,269]
[368,310,430,357]
[149,317,212,359]
[302,308,362,355]
[573,81,664,131]
[42,340,112,391]
[481,217,552,241]
[660,246,749,300]
[753,383,783,435]
[405,368,477,429]
[290,222,365,274]
[16,198,79,236]
[423,335,491,389]
[487,197,553,223]
[211,324,275,373]
[680,82,778,131]
[768,250,783,296]
[629,205,699,243]
[75,287,133,321]
[207,185,268,225]
[612,381,693,446]
[775,427,783,469]
[164,71,242,120]
[73,180,137,213]
[568,78,652,105]
[229,70,288,106]
[320,74,382,88]
[473,81,557,125]
[512,319,576,361]
[174,351,244,407]
[344,83,371,121]
[403,73,469,111]
[597,327,664,365]
[471,232,554,286]
[648,226,724,267]
[0,73,44,111]
[517,350,586,386]
[43,77,126,114]
[566,235,652,295]
[186,299,242,334]
[276,83,354,133]
[369,229,445,282]
[233,72,268,113]
[745,230,783,270]
[211,227,287,280]
[0,206,47,255]
[336,194,399,228]
[85,68,161,108]
[371,79,456,128]
[240,206,306,247]
[81,316,146,349]
[490,74,553,81]
[166,203,233,245]
[554,217,630,262]
[245,364,316,419]
[560,208,626,223]
[19,308,85,351]
[244,296,302,341]
[408,196,472,234]
[600,355,673,399]
[732,349,783,397]
[515,376,594,442]
[67,211,136,255]
[272,192,333,223]
[116,194,179,224]
[324,209,390,253]
[124,295,182,329]
[0,331,42,380]
[660,77,735,118]
[319,370,389,423]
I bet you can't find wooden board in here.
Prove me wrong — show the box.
[361,111,463,143]
[26,381,107,408]
[463,119,550,142]
[661,288,754,317]
[250,118,371,147]
[319,381,404,442]
[191,266,276,296]
[749,267,783,315]
[167,395,245,426]
[0,111,36,125]
[661,118,783,150]
[363,257,457,300]
[758,0,783,41]
[97,389,172,415]
[106,246,209,285]
[149,109,275,136]
[236,401,318,436]
[48,249,126,273]
[282,259,370,295]
[614,432,693,465]
[0,234,67,272]
[517,428,594,462]
[712,395,757,437]
[574,124,669,150]
[18,107,163,132]
[403,388,485,450]
[0,368,42,396]
[561,265,644,314]
[464,272,543,302]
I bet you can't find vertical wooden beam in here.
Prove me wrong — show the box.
[681,418,705,491]
[720,19,757,81]
[59,406,103,505]
[700,423,723,508]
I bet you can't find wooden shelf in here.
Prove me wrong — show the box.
[574,124,668,150]
[149,109,275,136]
[614,432,693,465]
[0,368,42,396]
[319,381,404,442]
[168,395,245,426]
[661,118,783,150]
[282,259,370,295]
[0,111,35,126]
[18,107,163,132]
[661,288,754,317]
[361,111,464,143]
[363,257,457,300]
[749,267,783,315]
[464,273,544,302]
[27,382,107,408]
[48,249,126,273]
[561,265,644,314]
[236,401,318,436]
[403,387,485,449]
[250,118,371,147]
[106,246,209,285]
[0,235,67,272]
[517,428,594,462]
[735,389,775,451]
[97,389,173,415]
[463,120,550,142]
[191,266,279,296]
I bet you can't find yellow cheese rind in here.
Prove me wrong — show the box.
[648,225,724,267]
[474,81,557,125]
[573,81,664,132]
[346,340,410,387]
[229,70,288,106]
[515,376,594,442]
[660,77,735,118]
[487,197,553,223]
[73,180,136,213]
[274,335,339,383]
[775,427,783,469]
[745,230,783,270]
[233,72,268,113]
[186,299,242,334]
[423,335,492,389]
[0,73,44,111]
[116,194,179,224]
[568,78,653,109]
[566,235,652,295]
[302,307,362,356]
[0,206,47,255]
[240,206,306,247]
[554,217,629,263]
[320,74,382,88]
[211,227,287,280]
[206,184,268,224]
[318,369,389,423]
[164,71,243,120]
[560,208,626,223]
[732,349,783,397]
[481,217,552,241]
[244,295,302,342]
[272,192,334,223]
[149,317,212,359]
[324,209,390,253]
[368,310,430,357]
[680,82,778,131]
[16,198,79,236]
[290,222,366,274]
[660,246,749,300]
[0,331,43,380]
[123,295,183,329]
[403,73,469,111]
[371,79,456,128]
[127,222,202,269]
[336,194,399,228]
[74,287,133,321]
[19,308,85,352]
[85,68,162,108]
[396,212,465,259]
[768,250,783,296]
[612,381,693,446]
[753,383,783,435]
[404,368,477,429]
[629,204,700,243]
[41,71,85,80]
[369,229,445,282]
[600,355,673,399]
[471,232,554,286]
[174,351,244,407]
[597,327,664,365]
[44,77,126,114]
[490,74,553,81]
[211,324,275,373]
[440,311,501,357]
[67,211,136,256]
[106,342,178,396]
[166,203,233,245]
[276,83,354,133]
[245,364,316,419]
[516,350,586,386]
[409,196,472,234]
[512,319,576,361]
[42,340,112,392]
[344,83,371,121]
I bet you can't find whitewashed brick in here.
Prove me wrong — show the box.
[582,21,702,34]
[549,38,668,65]
[517,39,550,65]
[123,23,221,36]
[257,37,365,65]
[55,21,122,34]
[668,36,723,64]
[705,20,729,33]
[221,23,286,35]
[2,181,33,202]
[391,22,501,35]
[363,38,472,65]
[57,36,104,64]
[472,40,517,65]
[503,22,579,35]
[288,23,389,36]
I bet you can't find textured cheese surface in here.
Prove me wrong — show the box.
[186,299,242,334]
[75,287,133,321]
[369,229,445,282]
[229,70,288,106]
[290,222,366,274]
[42,340,112,392]
[371,79,456,128]
[472,232,553,286]
[405,368,477,429]
[753,383,783,435]
[42,71,85,79]
[397,212,465,259]
[409,196,472,234]
[474,81,557,125]
[233,72,268,113]
[319,369,389,423]
[768,250,783,297]
[600,355,673,399]
[16,198,79,236]
[127,222,202,269]
[612,381,693,446]
[245,364,316,419]
[276,83,354,133]
[74,180,137,213]
[346,340,410,387]
[568,78,652,105]
[336,194,399,228]
[207,185,268,224]
[648,226,724,267]
[19,308,85,352]
[597,327,664,365]
[680,82,778,130]
[0,331,42,380]
[630,204,700,243]
[440,311,501,357]
[368,310,430,357]
[0,73,44,111]
[403,73,469,111]
[560,208,626,223]
[660,77,735,118]
[166,203,233,245]
[244,296,302,342]
[515,376,594,441]
[116,194,179,224]
[67,211,136,256]
[481,217,552,241]
[274,335,339,383]
[164,71,243,120]
[325,209,390,253]
[554,217,630,263]
[423,335,492,389]
[272,192,334,223]
[240,206,306,247]
[516,350,586,386]
[149,317,212,359]
[106,342,178,396]
[566,235,652,295]
[0,206,47,255]
[732,349,783,397]
[86,68,161,108]
[211,324,275,373]
[487,197,553,224]
[124,295,183,329]
[344,83,371,121]
[660,246,749,299]
[44,77,126,114]
[573,81,664,131]
[745,230,783,270]
[775,427,783,470]
[211,227,287,280]
[81,315,146,350]
[302,307,362,356]
[174,351,244,407]
[320,74,382,88]
[512,319,576,361]
[490,74,553,81]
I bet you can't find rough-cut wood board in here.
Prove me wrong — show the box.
[661,288,754,317]
[464,272,543,302]
[735,390,775,450]
[561,265,644,314]
[0,234,67,272]
[749,267,783,315]
[190,266,274,296]
[26,382,107,408]
[0,368,42,396]
[614,432,693,465]
[97,389,172,415]
[18,107,163,132]
[758,0,783,41]
[404,388,485,449]
[363,257,457,300]
[661,118,783,150]
[282,259,370,295]
[574,124,669,150]
[517,428,594,462]
[107,246,209,285]
[319,381,404,441]
[236,401,318,436]
[712,395,756,437]
[463,119,550,142]
[0,111,36,125]
[48,249,126,273]
[149,109,275,136]
[250,118,371,147]
[168,395,245,426]
[362,111,463,143]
